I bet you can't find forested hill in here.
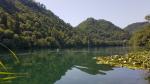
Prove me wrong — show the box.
[124,22,149,34]
[0,0,74,48]
[75,18,129,46]
[129,23,150,48]
[0,0,129,49]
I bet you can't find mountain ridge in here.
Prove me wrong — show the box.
[76,18,128,40]
[124,22,149,34]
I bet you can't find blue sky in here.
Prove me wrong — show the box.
[35,0,150,28]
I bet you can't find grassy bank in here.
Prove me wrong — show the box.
[96,51,150,71]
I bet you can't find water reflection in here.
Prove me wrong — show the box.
[0,47,149,84]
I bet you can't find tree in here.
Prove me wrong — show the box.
[129,24,150,48]
[145,14,150,23]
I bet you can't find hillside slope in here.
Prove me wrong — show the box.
[75,18,129,46]
[0,0,129,48]
[0,0,73,48]
[129,23,150,48]
[124,22,149,34]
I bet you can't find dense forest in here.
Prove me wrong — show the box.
[129,23,150,48]
[0,0,149,49]
[0,0,130,49]
[123,14,150,48]
[75,18,129,46]
[0,0,75,49]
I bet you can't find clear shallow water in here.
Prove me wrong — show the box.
[1,47,149,84]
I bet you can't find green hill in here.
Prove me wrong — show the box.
[75,18,129,46]
[0,0,129,49]
[124,22,149,34]
[129,23,150,48]
[0,0,74,48]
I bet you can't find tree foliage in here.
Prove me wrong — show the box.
[75,18,129,47]
[145,14,150,22]
[129,24,150,48]
[0,0,129,49]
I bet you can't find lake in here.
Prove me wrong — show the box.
[1,47,149,84]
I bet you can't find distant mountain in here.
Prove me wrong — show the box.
[124,22,149,34]
[75,18,129,46]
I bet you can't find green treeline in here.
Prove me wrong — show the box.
[76,18,129,47]
[129,24,150,48]
[124,14,150,48]
[0,0,129,49]
[0,0,149,49]
[0,0,74,48]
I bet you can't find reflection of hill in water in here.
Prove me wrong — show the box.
[6,49,119,84]
[72,52,113,75]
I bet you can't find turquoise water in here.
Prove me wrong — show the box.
[1,47,149,84]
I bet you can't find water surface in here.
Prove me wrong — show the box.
[1,47,149,84]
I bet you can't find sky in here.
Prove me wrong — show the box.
[35,0,150,28]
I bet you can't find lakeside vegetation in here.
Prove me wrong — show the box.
[96,51,150,70]
[95,14,150,75]
[129,24,150,48]
[0,0,149,68]
[0,0,150,84]
[0,42,24,81]
[96,17,150,73]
